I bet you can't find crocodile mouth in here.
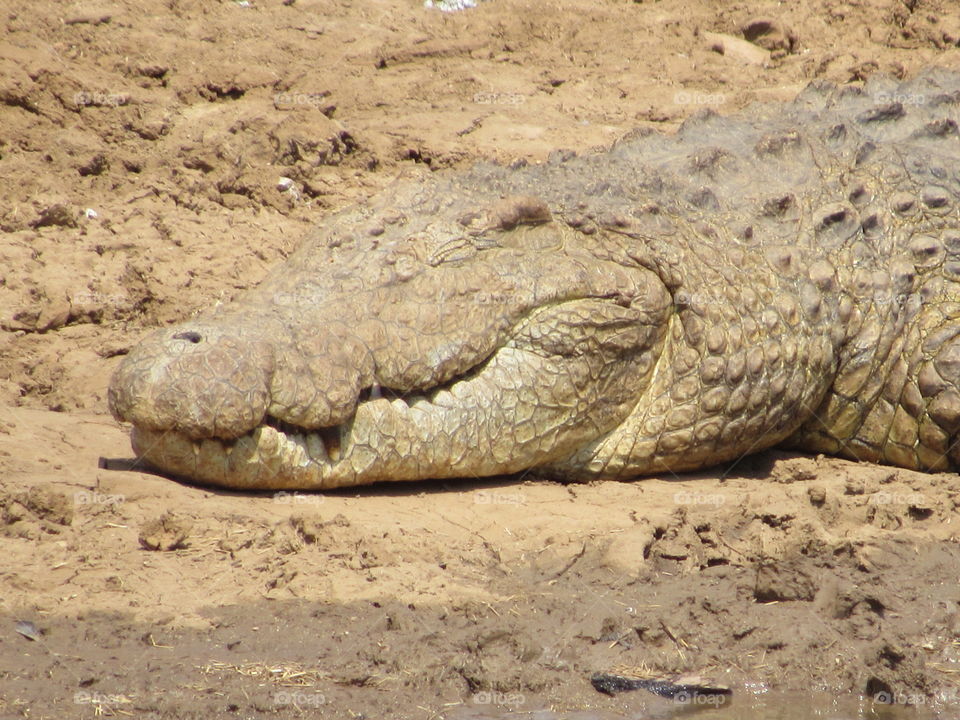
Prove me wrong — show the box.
[261,382,454,467]
[112,322,516,489]
[265,415,346,463]
[126,348,590,490]
[258,380,445,463]
[115,280,670,490]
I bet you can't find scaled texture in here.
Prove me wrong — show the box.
[110,70,960,489]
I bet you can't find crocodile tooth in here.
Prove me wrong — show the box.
[305,433,327,462]
[369,383,382,400]
[431,389,456,407]
[288,434,311,467]
[318,425,341,462]
[337,424,351,462]
[192,442,200,458]
[408,394,430,409]
[450,381,471,400]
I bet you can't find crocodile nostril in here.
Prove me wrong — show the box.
[173,331,203,344]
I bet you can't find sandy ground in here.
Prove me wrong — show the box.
[3,0,960,717]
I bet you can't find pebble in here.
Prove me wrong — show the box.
[702,31,770,67]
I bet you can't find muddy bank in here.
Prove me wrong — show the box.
[4,414,960,716]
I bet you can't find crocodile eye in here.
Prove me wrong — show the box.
[173,331,203,344]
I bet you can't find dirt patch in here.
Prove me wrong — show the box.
[3,0,960,717]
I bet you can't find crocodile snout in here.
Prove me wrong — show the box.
[109,323,276,440]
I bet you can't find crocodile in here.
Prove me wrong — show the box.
[109,69,960,490]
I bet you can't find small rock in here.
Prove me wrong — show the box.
[907,497,935,520]
[755,562,817,602]
[741,17,799,54]
[808,484,827,506]
[653,539,689,561]
[37,301,71,331]
[32,204,77,229]
[702,31,770,67]
[218,534,254,554]
[78,154,109,177]
[138,64,168,79]
[64,12,112,25]
[15,620,41,641]
[139,512,192,550]
[289,513,327,544]
[20,485,73,526]
[844,477,866,495]
[424,0,477,12]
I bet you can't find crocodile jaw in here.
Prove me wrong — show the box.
[109,221,674,489]
[126,338,666,489]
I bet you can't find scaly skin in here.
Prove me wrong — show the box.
[110,70,960,489]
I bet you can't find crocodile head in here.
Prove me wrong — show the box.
[109,205,674,489]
